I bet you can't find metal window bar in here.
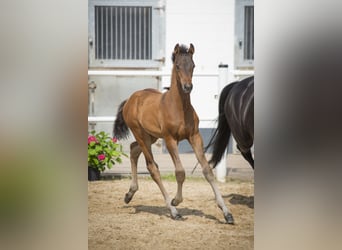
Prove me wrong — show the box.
[244,6,254,60]
[95,6,152,60]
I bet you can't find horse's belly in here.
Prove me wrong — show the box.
[143,125,163,138]
[139,113,163,138]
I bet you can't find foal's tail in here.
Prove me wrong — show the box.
[113,100,130,140]
[207,82,238,168]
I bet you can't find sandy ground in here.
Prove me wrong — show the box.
[88,177,254,250]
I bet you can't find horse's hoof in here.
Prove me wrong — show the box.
[124,193,132,204]
[171,199,178,206]
[171,198,183,206]
[172,214,183,220]
[225,213,235,224]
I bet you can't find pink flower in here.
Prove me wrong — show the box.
[97,154,105,161]
[88,135,97,144]
[112,137,118,143]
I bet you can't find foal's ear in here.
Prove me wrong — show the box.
[188,43,195,55]
[173,43,180,54]
[172,44,180,63]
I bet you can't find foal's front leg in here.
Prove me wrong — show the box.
[165,137,185,206]
[189,133,234,224]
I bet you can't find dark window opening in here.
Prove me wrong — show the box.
[95,6,152,60]
[244,6,254,60]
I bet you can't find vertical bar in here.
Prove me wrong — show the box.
[138,7,141,59]
[122,7,125,59]
[110,6,113,60]
[134,7,138,59]
[146,7,148,60]
[146,7,149,60]
[148,7,152,59]
[129,7,132,59]
[121,7,124,59]
[251,7,254,59]
[143,7,146,60]
[121,7,123,59]
[136,7,139,60]
[145,7,148,59]
[117,7,120,59]
[140,7,143,60]
[116,7,119,59]
[115,7,118,59]
[131,7,135,59]
[105,6,108,60]
[107,6,110,59]
[103,6,106,59]
[98,6,101,59]
[124,7,128,59]
[244,7,247,60]
[249,7,252,59]
[101,6,104,59]
[95,7,98,59]
[249,7,251,59]
[120,7,123,60]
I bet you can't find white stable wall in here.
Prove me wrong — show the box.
[164,0,235,72]
[162,0,236,124]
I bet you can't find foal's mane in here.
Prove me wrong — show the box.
[171,44,191,63]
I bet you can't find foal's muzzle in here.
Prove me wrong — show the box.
[182,83,193,93]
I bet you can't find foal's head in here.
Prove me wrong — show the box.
[172,43,195,94]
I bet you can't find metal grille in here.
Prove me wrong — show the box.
[95,6,152,60]
[244,6,254,60]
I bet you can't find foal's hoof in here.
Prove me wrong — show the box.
[124,193,133,204]
[172,214,183,221]
[171,198,179,206]
[225,213,235,224]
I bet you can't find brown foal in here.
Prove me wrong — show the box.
[114,43,234,224]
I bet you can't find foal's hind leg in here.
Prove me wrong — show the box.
[189,133,234,224]
[124,141,142,204]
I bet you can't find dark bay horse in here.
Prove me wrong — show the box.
[114,43,234,224]
[208,76,254,169]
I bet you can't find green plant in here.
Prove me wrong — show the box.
[88,130,127,172]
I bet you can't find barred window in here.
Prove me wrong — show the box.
[235,0,254,68]
[88,0,165,68]
[244,6,254,60]
[95,6,152,60]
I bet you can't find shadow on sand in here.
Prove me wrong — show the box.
[127,204,226,223]
[223,193,254,209]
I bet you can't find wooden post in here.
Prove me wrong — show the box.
[88,81,97,131]
[216,64,228,182]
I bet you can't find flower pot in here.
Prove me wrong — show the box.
[88,167,101,181]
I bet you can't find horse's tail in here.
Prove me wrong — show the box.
[207,82,238,168]
[113,100,130,140]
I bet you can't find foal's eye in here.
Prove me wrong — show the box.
[176,65,180,70]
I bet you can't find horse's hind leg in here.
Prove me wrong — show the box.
[237,145,254,169]
[241,150,254,169]
[124,141,142,204]
[189,133,234,224]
